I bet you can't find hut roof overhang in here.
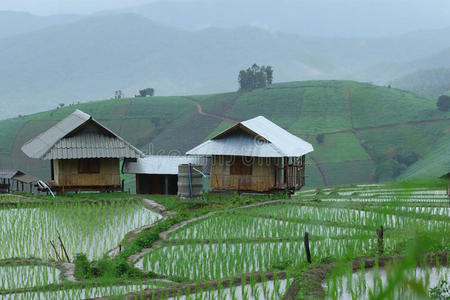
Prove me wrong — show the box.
[186,116,314,158]
[0,169,38,183]
[21,109,144,160]
[123,155,211,175]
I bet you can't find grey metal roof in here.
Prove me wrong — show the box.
[22,109,143,160]
[0,169,23,179]
[186,116,314,157]
[123,155,211,175]
[13,174,39,183]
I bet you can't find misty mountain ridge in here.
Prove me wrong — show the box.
[2,11,450,119]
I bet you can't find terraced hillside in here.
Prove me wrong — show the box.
[0,80,448,187]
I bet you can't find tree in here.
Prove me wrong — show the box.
[114,90,123,99]
[316,134,325,144]
[139,88,155,97]
[265,66,273,85]
[238,64,274,91]
[437,95,450,111]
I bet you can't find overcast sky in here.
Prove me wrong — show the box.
[0,0,154,15]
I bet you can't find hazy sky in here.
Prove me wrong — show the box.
[0,0,154,15]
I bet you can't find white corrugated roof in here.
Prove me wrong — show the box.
[123,155,211,175]
[186,116,313,157]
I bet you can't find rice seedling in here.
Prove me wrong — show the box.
[0,264,60,290]
[0,199,161,260]
[324,265,450,299]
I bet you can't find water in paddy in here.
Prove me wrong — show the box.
[0,200,161,259]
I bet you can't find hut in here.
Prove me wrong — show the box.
[21,110,143,193]
[0,169,38,193]
[186,116,314,193]
[123,155,210,194]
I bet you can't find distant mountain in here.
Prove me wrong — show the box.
[390,68,450,98]
[3,11,450,119]
[0,13,339,119]
[356,47,450,84]
[108,0,450,38]
[0,11,81,38]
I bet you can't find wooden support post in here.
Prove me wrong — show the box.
[377,226,384,255]
[30,183,32,193]
[164,175,169,195]
[304,232,312,263]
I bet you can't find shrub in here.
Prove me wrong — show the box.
[394,151,419,166]
[316,134,325,144]
[437,95,450,111]
[74,253,91,279]
[375,160,407,182]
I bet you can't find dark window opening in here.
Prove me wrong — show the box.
[78,159,100,174]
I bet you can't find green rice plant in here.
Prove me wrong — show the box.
[0,264,60,290]
[0,200,161,260]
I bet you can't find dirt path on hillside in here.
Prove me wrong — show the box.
[185,97,240,123]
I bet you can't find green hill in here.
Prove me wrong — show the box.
[0,80,448,187]
[399,133,450,180]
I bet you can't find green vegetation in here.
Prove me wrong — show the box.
[0,80,448,186]
[1,180,448,298]
[0,198,160,259]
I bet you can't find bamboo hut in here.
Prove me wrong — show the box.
[186,116,314,193]
[21,110,143,193]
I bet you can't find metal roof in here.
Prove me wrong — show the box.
[123,155,211,175]
[186,116,314,157]
[0,169,38,183]
[21,109,143,160]
[0,169,23,179]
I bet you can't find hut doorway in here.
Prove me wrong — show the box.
[136,174,178,195]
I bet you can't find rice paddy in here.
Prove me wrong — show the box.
[0,199,161,259]
[324,266,450,300]
[1,183,448,299]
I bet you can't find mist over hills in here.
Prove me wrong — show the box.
[2,5,450,119]
[0,11,80,38]
[109,0,450,38]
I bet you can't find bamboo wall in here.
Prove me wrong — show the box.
[52,158,120,187]
[211,155,279,192]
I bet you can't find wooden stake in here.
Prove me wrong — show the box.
[377,226,384,255]
[50,240,62,261]
[57,230,71,263]
[304,232,312,264]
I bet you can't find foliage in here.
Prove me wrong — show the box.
[430,280,450,300]
[138,88,155,97]
[375,159,406,182]
[238,64,273,91]
[316,133,325,144]
[437,95,450,111]
[74,253,91,279]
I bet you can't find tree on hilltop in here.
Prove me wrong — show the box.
[238,64,273,91]
[437,95,450,111]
